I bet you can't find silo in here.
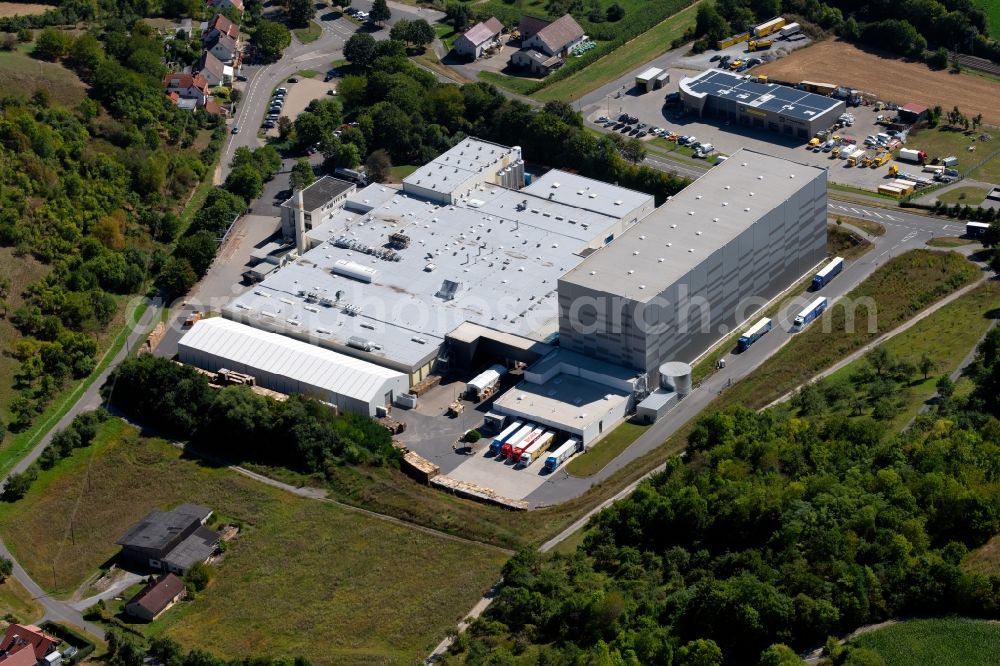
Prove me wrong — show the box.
[659,361,693,397]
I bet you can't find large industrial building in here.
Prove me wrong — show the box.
[679,69,845,139]
[558,149,828,377]
[222,139,654,385]
[401,137,524,204]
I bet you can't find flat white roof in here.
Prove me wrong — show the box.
[493,374,630,432]
[560,149,826,301]
[178,317,405,403]
[522,169,653,220]
[402,137,518,197]
[636,67,663,81]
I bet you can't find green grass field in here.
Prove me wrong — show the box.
[294,68,320,79]
[533,2,700,103]
[566,421,650,477]
[720,249,979,410]
[292,22,321,44]
[828,224,875,261]
[976,0,1000,40]
[0,420,507,662]
[0,577,43,624]
[906,124,1000,183]
[850,618,1000,666]
[477,70,540,96]
[0,44,86,106]
[435,22,460,52]
[388,164,418,181]
[809,281,997,431]
[937,185,990,205]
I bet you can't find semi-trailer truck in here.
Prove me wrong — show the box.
[812,257,844,290]
[737,317,772,352]
[753,17,785,37]
[543,439,580,472]
[507,426,545,461]
[519,431,555,468]
[794,297,828,328]
[488,421,523,456]
[494,423,532,457]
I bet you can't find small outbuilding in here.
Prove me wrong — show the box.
[635,67,668,93]
[125,574,187,621]
[454,17,503,60]
[897,103,928,124]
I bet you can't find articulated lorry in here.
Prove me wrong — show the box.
[898,148,927,164]
[812,257,844,290]
[737,317,772,352]
[543,439,580,472]
[507,426,546,461]
[794,296,828,328]
[490,422,527,456]
[519,431,555,468]
[753,17,786,37]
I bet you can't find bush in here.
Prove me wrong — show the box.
[185,562,213,593]
[464,429,481,443]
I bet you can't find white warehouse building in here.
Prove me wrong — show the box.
[177,317,409,417]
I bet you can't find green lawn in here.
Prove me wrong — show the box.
[477,70,541,96]
[720,249,979,411]
[975,0,1000,41]
[0,577,43,625]
[827,223,875,261]
[905,124,1000,183]
[388,164,418,181]
[937,185,990,205]
[532,2,701,103]
[294,68,320,79]
[435,21,460,52]
[566,421,650,477]
[0,420,508,663]
[808,281,997,431]
[292,22,321,44]
[0,44,86,106]
[850,618,1000,666]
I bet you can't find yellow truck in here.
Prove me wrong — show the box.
[748,39,773,51]
[753,17,786,37]
[870,152,891,168]
[729,59,744,70]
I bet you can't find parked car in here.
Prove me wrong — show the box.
[637,131,647,138]
[288,77,298,83]
[597,116,608,123]
[276,87,287,94]
[327,89,337,96]
[263,120,275,129]
[236,74,248,82]
[710,54,721,62]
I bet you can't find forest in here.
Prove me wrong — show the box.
[445,329,1000,665]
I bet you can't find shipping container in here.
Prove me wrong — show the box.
[778,22,801,38]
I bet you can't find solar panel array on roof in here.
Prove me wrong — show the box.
[683,69,842,122]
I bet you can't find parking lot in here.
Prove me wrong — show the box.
[395,372,574,501]
[591,71,910,190]
[263,77,337,137]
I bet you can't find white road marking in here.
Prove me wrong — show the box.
[870,210,883,219]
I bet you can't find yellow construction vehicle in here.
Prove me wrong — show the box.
[831,146,841,158]
[871,152,891,168]
[748,39,773,51]
[860,153,874,168]
[729,59,744,70]
[808,137,821,148]
[888,164,899,176]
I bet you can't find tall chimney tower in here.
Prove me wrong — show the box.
[295,187,307,255]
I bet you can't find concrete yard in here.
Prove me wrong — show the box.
[265,77,336,137]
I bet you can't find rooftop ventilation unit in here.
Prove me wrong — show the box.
[348,336,374,352]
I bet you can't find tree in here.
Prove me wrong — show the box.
[33,27,72,61]
[936,375,955,399]
[758,644,803,666]
[158,258,198,298]
[225,164,264,202]
[277,115,294,139]
[606,3,625,21]
[677,639,723,666]
[865,346,893,376]
[389,19,413,44]
[696,3,731,42]
[927,46,949,69]
[175,231,219,276]
[0,555,12,581]
[344,32,377,69]
[407,19,435,48]
[289,158,316,191]
[445,2,470,31]
[919,353,937,380]
[287,0,315,27]
[252,20,291,63]
[621,138,646,164]
[370,0,391,25]
[185,561,213,593]
[365,149,392,183]
[2,471,34,502]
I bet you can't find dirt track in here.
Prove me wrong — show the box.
[756,39,1000,125]
[0,2,50,16]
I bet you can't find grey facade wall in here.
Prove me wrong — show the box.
[558,169,827,376]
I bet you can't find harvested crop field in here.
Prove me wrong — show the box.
[756,39,1000,125]
[0,2,50,16]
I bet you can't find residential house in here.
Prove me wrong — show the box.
[116,503,220,574]
[163,73,210,107]
[203,13,240,43]
[206,32,239,64]
[124,574,187,622]
[194,50,232,87]
[207,0,244,14]
[509,14,585,75]
[0,624,60,666]
[453,17,503,60]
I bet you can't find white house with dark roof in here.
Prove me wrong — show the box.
[454,17,503,59]
[509,14,584,75]
[194,50,232,87]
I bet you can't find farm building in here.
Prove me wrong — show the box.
[558,149,828,379]
[454,17,503,59]
[510,14,585,75]
[679,69,845,139]
[178,317,409,416]
[897,102,928,124]
[125,574,187,621]
[116,504,219,575]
